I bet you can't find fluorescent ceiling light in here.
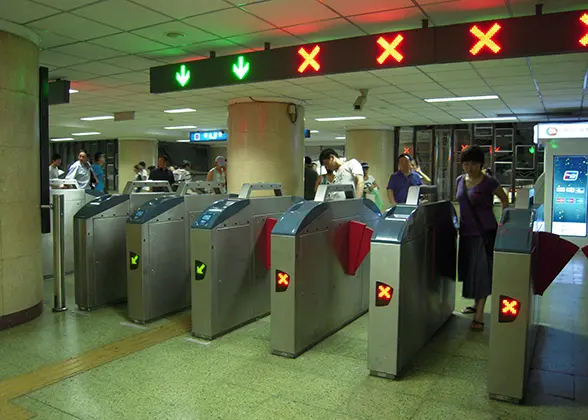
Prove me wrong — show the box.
[164,125,197,130]
[461,117,517,122]
[315,116,366,122]
[80,116,114,121]
[335,136,346,140]
[51,137,74,141]
[425,95,499,103]
[310,130,319,133]
[164,108,196,113]
[176,139,191,142]
[69,89,79,94]
[72,132,101,136]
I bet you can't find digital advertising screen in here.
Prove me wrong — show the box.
[552,155,588,237]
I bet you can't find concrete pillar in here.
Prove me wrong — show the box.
[0,24,42,329]
[227,100,304,196]
[346,129,395,194]
[117,138,158,192]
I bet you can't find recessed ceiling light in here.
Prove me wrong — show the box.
[164,108,196,114]
[461,117,518,122]
[315,116,366,122]
[165,31,186,39]
[176,139,191,143]
[69,89,79,94]
[80,116,114,121]
[164,125,197,130]
[335,136,346,140]
[425,95,499,103]
[51,137,74,141]
[72,132,101,136]
[310,130,319,133]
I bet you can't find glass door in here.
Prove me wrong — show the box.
[435,129,451,200]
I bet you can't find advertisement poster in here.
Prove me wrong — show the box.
[552,155,588,237]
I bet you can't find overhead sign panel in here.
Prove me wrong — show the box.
[190,130,228,142]
[150,10,587,94]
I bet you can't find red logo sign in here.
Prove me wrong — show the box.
[377,35,404,64]
[567,198,576,204]
[298,45,321,73]
[470,23,502,56]
[546,127,558,136]
[580,13,588,46]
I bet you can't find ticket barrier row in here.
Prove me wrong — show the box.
[126,181,226,323]
[488,192,580,404]
[74,181,174,310]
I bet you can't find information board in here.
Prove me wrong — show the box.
[552,155,588,237]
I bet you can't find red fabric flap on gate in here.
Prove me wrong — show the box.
[347,221,373,276]
[261,218,278,270]
[532,231,579,295]
[582,245,588,261]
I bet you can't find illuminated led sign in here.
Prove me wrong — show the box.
[375,281,393,307]
[129,252,140,270]
[190,130,228,142]
[276,270,290,292]
[498,295,520,323]
[194,260,207,280]
[470,23,502,56]
[377,35,404,64]
[298,45,321,73]
[150,11,587,93]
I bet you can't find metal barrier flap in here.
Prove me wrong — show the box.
[127,196,184,224]
[495,209,536,254]
[51,179,80,189]
[238,183,283,198]
[123,180,173,194]
[314,183,355,202]
[177,181,223,195]
[515,188,535,210]
[406,185,437,205]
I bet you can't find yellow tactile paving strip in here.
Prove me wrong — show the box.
[0,315,191,419]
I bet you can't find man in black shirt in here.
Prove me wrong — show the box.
[149,154,175,192]
[304,156,318,200]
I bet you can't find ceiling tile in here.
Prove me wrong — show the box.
[111,71,151,83]
[284,18,365,42]
[131,21,217,47]
[73,0,171,31]
[348,7,423,34]
[40,50,89,67]
[91,33,170,54]
[131,0,232,19]
[101,56,162,71]
[34,0,100,11]
[28,13,120,40]
[321,0,414,16]
[49,68,101,81]
[68,62,128,76]
[244,0,338,27]
[140,48,202,63]
[52,42,124,60]
[427,70,482,82]
[422,0,509,26]
[227,29,300,50]
[183,39,250,57]
[0,0,60,24]
[80,76,133,88]
[183,8,273,38]
[35,30,77,49]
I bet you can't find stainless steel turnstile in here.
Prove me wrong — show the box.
[270,184,381,358]
[126,182,225,323]
[73,181,174,311]
[191,183,300,339]
[368,186,457,379]
[43,179,104,277]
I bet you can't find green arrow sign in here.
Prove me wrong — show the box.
[232,56,250,80]
[529,146,535,154]
[129,252,140,270]
[194,260,207,281]
[175,64,191,87]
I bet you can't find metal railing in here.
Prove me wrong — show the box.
[41,194,67,312]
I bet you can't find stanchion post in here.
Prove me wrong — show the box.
[52,194,67,312]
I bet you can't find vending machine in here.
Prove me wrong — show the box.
[535,122,588,248]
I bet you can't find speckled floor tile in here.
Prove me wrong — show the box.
[12,396,82,420]
[243,397,365,420]
[411,400,496,420]
[527,369,575,399]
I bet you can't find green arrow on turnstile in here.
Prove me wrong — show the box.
[130,252,140,270]
[194,260,207,281]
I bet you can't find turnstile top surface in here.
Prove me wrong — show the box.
[128,195,183,224]
[495,208,537,254]
[74,194,129,219]
[272,200,327,236]
[372,205,417,244]
[192,198,249,229]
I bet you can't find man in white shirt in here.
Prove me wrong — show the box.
[319,148,364,200]
[49,153,62,180]
[66,150,92,189]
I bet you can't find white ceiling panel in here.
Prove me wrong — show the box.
[183,8,273,38]
[426,70,482,82]
[284,18,365,42]
[34,0,101,11]
[39,50,89,67]
[423,0,509,25]
[227,29,301,50]
[245,0,339,27]
[111,72,150,84]
[28,13,121,40]
[321,0,414,16]
[139,48,198,63]
[36,30,77,49]
[131,21,217,47]
[349,7,424,34]
[131,0,232,19]
[0,0,59,24]
[50,68,102,81]
[68,61,128,76]
[183,39,251,57]
[101,55,162,71]
[52,42,124,60]
[91,33,170,53]
[73,0,171,31]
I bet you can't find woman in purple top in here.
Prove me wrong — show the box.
[457,146,509,331]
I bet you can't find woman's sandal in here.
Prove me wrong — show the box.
[471,320,484,331]
[461,306,476,314]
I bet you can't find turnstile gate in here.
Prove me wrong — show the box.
[74,181,174,311]
[488,201,579,403]
[270,184,381,358]
[368,186,457,378]
[191,183,300,339]
[126,182,225,323]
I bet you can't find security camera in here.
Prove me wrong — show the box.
[353,89,369,111]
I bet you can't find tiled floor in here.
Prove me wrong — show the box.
[1,253,588,419]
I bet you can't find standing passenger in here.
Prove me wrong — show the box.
[387,154,423,205]
[410,157,431,184]
[319,148,364,200]
[49,153,62,180]
[206,156,227,193]
[92,152,105,193]
[66,150,94,190]
[174,160,192,184]
[149,154,175,192]
[457,146,509,331]
[304,156,318,200]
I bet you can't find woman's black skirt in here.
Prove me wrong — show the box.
[458,230,497,300]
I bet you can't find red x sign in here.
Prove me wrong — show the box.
[378,285,391,299]
[580,13,588,47]
[470,23,502,56]
[298,45,321,73]
[377,35,404,64]
[277,272,289,285]
[461,144,469,151]
[501,299,518,315]
[403,147,411,154]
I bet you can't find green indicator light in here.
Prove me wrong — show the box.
[232,56,250,80]
[175,64,191,87]
[529,146,535,154]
